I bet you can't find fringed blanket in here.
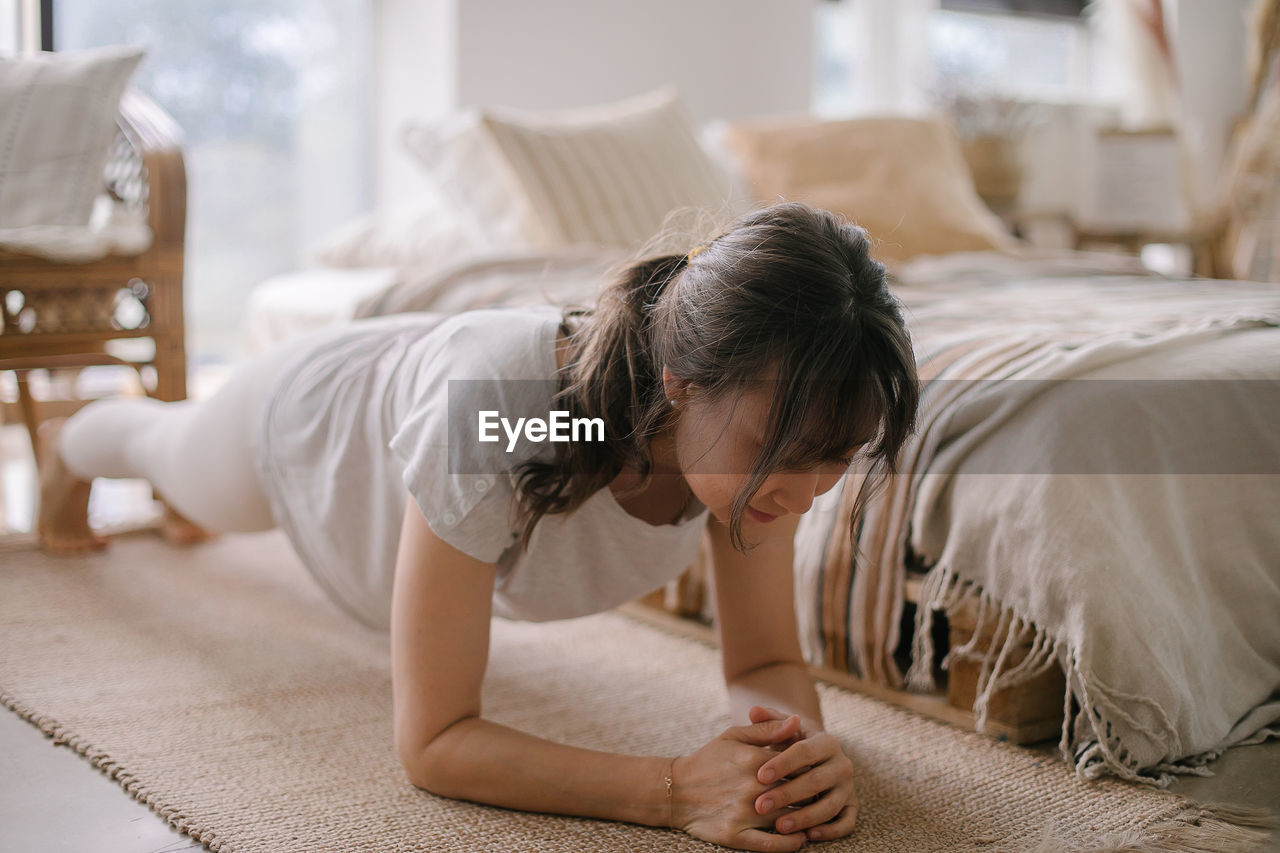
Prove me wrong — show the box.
[793,250,1280,786]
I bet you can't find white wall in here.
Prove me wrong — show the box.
[373,0,458,209]
[454,0,812,123]
[373,0,814,210]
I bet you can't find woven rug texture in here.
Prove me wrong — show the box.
[0,530,1272,852]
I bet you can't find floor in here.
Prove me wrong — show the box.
[0,367,224,852]
[1,387,1277,851]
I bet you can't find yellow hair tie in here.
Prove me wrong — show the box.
[686,244,706,262]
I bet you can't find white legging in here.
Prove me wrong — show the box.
[58,335,316,533]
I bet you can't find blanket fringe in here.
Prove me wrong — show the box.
[1026,801,1278,853]
[906,561,1063,728]
[904,563,1269,788]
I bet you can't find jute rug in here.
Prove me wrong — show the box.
[0,529,1273,852]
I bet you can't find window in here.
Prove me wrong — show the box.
[53,0,373,364]
[929,7,1092,100]
[940,0,1085,16]
[0,0,21,51]
[814,0,1098,116]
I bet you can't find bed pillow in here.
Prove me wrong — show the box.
[306,194,487,269]
[403,86,737,252]
[352,247,629,319]
[0,46,144,229]
[402,110,549,252]
[721,115,1017,263]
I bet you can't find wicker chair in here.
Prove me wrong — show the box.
[0,90,188,465]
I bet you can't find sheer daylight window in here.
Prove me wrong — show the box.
[930,2,1092,100]
[814,0,1097,115]
[51,0,373,364]
[0,0,24,50]
[815,0,860,117]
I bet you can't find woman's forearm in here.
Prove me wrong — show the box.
[410,715,674,828]
[726,660,825,732]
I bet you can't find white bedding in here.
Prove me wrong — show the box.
[876,252,1280,785]
[241,266,400,355]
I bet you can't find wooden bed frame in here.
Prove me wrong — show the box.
[636,537,1066,746]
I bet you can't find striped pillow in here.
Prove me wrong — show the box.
[404,87,735,252]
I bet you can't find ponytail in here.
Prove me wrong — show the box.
[623,253,689,318]
[508,252,690,553]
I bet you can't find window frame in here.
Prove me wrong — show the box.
[39,0,51,49]
[939,0,1086,20]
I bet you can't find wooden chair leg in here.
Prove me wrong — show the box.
[15,369,41,464]
[0,389,6,529]
[160,335,188,402]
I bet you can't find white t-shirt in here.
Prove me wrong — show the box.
[252,304,710,631]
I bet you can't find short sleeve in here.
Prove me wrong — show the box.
[389,407,523,565]
[405,455,519,563]
[387,312,560,564]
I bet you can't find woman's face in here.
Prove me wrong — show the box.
[660,366,860,531]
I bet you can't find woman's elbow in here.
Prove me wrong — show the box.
[396,721,471,795]
[398,743,433,791]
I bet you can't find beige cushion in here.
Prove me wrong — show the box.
[404,87,736,252]
[0,46,143,229]
[721,115,1016,263]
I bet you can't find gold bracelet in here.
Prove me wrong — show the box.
[664,756,677,827]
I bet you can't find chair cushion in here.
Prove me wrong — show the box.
[0,195,152,262]
[0,46,143,229]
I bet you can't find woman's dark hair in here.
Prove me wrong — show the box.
[509,200,920,552]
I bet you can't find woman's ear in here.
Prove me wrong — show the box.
[665,366,686,402]
[662,365,694,404]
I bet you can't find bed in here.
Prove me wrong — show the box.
[806,250,1280,787]
[239,89,1280,788]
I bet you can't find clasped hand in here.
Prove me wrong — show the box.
[671,704,858,851]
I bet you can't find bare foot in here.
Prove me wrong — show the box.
[159,500,218,547]
[35,418,111,555]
